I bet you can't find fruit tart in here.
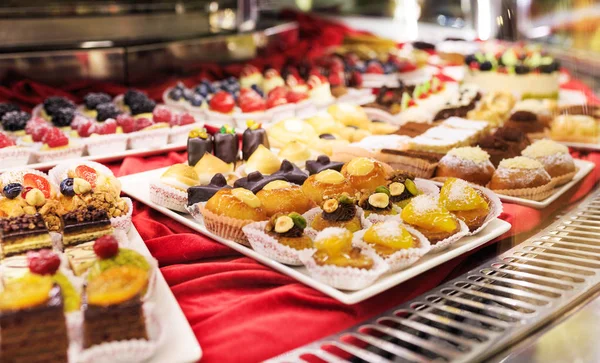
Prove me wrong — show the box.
[488,156,554,201]
[305,194,366,233]
[196,188,268,245]
[256,180,315,216]
[37,96,76,126]
[33,126,84,163]
[353,220,430,272]
[439,178,501,234]
[301,169,356,206]
[401,194,468,250]
[243,212,313,265]
[1,109,31,137]
[298,227,388,290]
[341,157,389,194]
[81,92,113,118]
[0,170,63,231]
[521,139,576,185]
[150,164,200,212]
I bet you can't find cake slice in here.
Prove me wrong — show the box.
[0,214,52,258]
[64,241,97,276]
[0,275,69,363]
[61,206,113,247]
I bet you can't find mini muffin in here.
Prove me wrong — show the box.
[400,194,461,244]
[341,157,389,194]
[256,180,315,216]
[489,156,552,191]
[264,212,313,250]
[358,187,398,218]
[309,194,363,233]
[436,146,495,186]
[439,178,490,232]
[201,188,268,244]
[521,139,576,184]
[301,169,355,206]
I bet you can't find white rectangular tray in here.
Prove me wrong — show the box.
[559,141,600,151]
[0,142,186,174]
[120,168,511,305]
[128,225,202,363]
[433,159,595,209]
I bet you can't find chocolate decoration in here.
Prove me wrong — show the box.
[62,206,110,234]
[0,213,48,242]
[242,128,269,160]
[322,202,356,222]
[214,133,239,164]
[319,133,336,140]
[510,110,537,122]
[187,174,231,205]
[272,160,308,185]
[272,225,304,238]
[233,171,286,194]
[305,155,344,175]
[187,135,214,166]
[390,191,413,203]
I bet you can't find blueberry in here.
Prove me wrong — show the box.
[383,63,397,74]
[3,183,23,199]
[464,54,478,65]
[194,84,209,98]
[354,64,366,73]
[226,76,238,85]
[190,94,204,107]
[183,89,195,101]
[479,61,493,71]
[60,178,75,197]
[168,87,183,101]
[514,64,530,75]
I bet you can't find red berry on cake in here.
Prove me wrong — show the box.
[116,114,136,133]
[0,132,15,148]
[286,90,308,103]
[94,235,119,259]
[209,91,235,113]
[42,127,69,148]
[27,249,61,275]
[95,118,117,135]
[366,62,384,74]
[177,113,195,126]
[75,165,98,188]
[239,87,266,113]
[152,106,173,124]
[134,117,154,132]
[23,173,51,198]
[328,71,344,87]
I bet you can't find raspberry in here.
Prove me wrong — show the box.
[42,127,69,148]
[1,110,31,131]
[116,114,135,133]
[84,93,112,110]
[96,102,121,121]
[51,107,75,127]
[0,103,19,120]
[366,62,384,74]
[43,96,75,117]
[0,132,16,148]
[134,117,154,131]
[95,119,117,135]
[177,113,195,126]
[152,106,173,124]
[27,249,61,276]
[286,91,308,103]
[94,235,119,259]
[75,118,94,137]
[209,91,235,113]
[30,123,51,142]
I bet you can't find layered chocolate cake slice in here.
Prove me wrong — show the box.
[61,206,112,247]
[83,266,149,348]
[0,275,69,363]
[0,213,52,257]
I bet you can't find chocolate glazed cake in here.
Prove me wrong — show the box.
[62,206,113,246]
[0,213,52,257]
[83,294,148,348]
[0,285,69,363]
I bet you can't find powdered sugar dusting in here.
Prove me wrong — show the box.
[372,220,402,239]
[315,227,349,243]
[448,179,468,202]
[522,139,569,158]
[411,194,439,215]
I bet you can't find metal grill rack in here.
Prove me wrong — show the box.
[268,187,600,363]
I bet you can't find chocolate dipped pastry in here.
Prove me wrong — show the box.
[187,174,232,206]
[61,206,113,247]
[272,160,308,185]
[306,155,344,175]
[0,213,52,257]
[214,125,239,164]
[0,276,69,363]
[242,121,270,161]
[234,171,287,194]
[187,128,213,166]
[311,194,362,232]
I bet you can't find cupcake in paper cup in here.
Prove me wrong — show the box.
[32,127,84,163]
[353,220,431,272]
[400,194,470,253]
[243,212,316,266]
[127,124,170,150]
[189,188,268,246]
[298,227,388,290]
[357,187,402,223]
[303,194,372,234]
[149,164,200,213]
[0,132,31,169]
[439,177,502,236]
[85,132,129,156]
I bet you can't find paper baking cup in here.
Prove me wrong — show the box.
[365,205,403,225]
[489,178,557,201]
[186,202,206,225]
[456,183,504,236]
[243,221,315,265]
[204,109,235,127]
[425,219,470,253]
[233,110,272,129]
[377,152,438,179]
[32,143,85,163]
[294,99,318,119]
[298,246,389,290]
[192,203,258,246]
[161,88,189,112]
[353,224,431,272]
[551,168,578,187]
[303,206,372,235]
[168,122,204,145]
[75,303,164,363]
[49,160,116,185]
[149,180,188,213]
[127,128,170,150]
[415,178,440,196]
[85,134,129,156]
[111,197,133,232]
[0,147,31,169]
[267,103,297,123]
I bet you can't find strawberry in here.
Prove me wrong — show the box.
[177,113,195,126]
[0,132,15,148]
[75,165,97,188]
[286,90,308,103]
[42,127,69,148]
[268,86,288,99]
[134,117,154,131]
[267,93,288,109]
[152,106,173,124]
[328,72,344,87]
[95,119,117,135]
[116,114,136,134]
[366,62,384,74]
[329,57,344,72]
[23,173,51,198]
[239,88,266,113]
[209,91,235,113]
